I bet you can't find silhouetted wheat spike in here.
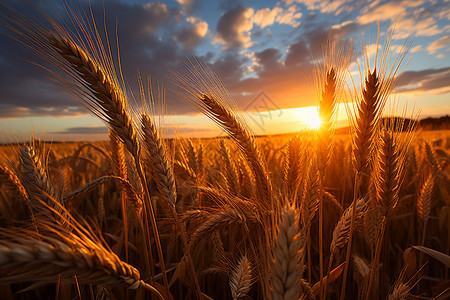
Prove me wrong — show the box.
[353,68,382,176]
[199,94,272,211]
[317,67,337,300]
[317,67,337,171]
[417,173,434,225]
[284,135,304,200]
[342,67,383,300]
[375,130,402,215]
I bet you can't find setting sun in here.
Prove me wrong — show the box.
[305,112,322,130]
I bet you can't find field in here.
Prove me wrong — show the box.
[0,127,449,299]
[1,1,450,300]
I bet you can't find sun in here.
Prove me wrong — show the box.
[305,112,322,130]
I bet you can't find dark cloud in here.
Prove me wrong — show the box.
[0,33,78,114]
[396,67,450,87]
[209,52,247,83]
[52,126,108,135]
[215,6,253,49]
[174,17,208,50]
[396,67,450,94]
[0,104,85,118]
[0,0,197,118]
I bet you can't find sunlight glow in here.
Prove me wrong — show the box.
[305,111,322,130]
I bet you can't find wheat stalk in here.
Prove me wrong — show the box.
[63,175,142,211]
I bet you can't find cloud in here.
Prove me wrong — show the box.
[209,52,247,83]
[410,45,422,53]
[175,0,203,13]
[1,0,449,125]
[0,104,86,119]
[396,67,450,94]
[253,7,284,28]
[253,5,302,28]
[287,0,355,16]
[253,48,283,73]
[215,6,255,49]
[356,0,444,38]
[52,126,108,135]
[275,5,303,27]
[174,16,209,50]
[427,35,450,54]
[0,1,194,117]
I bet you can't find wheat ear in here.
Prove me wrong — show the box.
[19,144,61,218]
[141,114,176,205]
[353,68,383,175]
[387,283,411,300]
[270,205,305,300]
[366,130,404,299]
[417,172,435,266]
[48,34,140,157]
[284,135,304,200]
[0,160,29,204]
[0,236,163,300]
[230,255,253,300]
[51,32,169,287]
[141,113,202,298]
[417,172,434,225]
[199,94,272,211]
[342,66,383,300]
[110,130,131,261]
[317,67,337,171]
[324,197,367,297]
[63,175,142,211]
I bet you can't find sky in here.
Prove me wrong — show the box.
[0,0,449,142]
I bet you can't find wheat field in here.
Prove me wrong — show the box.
[0,2,449,300]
